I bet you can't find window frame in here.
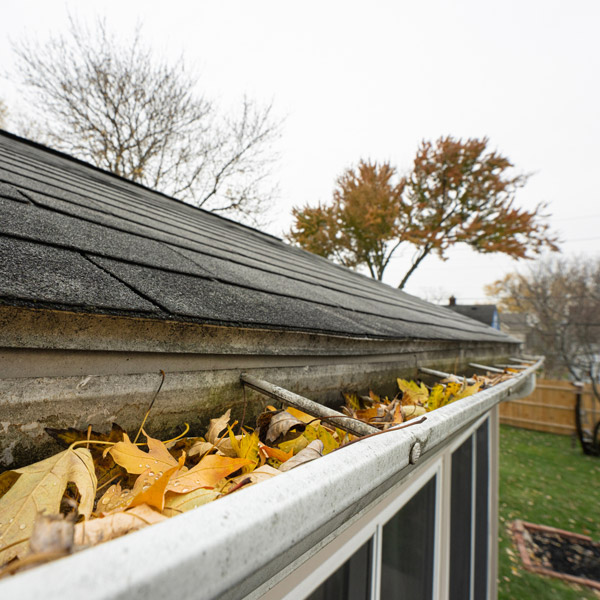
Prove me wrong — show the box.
[260,410,495,600]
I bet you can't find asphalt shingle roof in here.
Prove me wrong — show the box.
[0,131,516,343]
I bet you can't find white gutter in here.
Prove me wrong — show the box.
[0,359,542,600]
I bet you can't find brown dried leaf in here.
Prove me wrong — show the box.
[279,440,324,472]
[28,513,75,555]
[206,409,231,445]
[266,411,306,443]
[74,504,167,547]
[221,465,281,494]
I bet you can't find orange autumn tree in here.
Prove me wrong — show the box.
[289,137,559,288]
[398,136,559,288]
[288,160,410,280]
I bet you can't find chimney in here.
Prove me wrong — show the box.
[449,295,456,306]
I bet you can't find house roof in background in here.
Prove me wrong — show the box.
[0,131,516,344]
[447,304,498,328]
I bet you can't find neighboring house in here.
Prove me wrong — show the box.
[447,296,500,330]
[0,131,535,600]
[499,312,533,347]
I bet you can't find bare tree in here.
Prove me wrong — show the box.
[12,18,280,225]
[486,256,600,382]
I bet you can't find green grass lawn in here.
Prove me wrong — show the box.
[498,425,600,599]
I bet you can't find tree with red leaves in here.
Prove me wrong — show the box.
[290,136,559,288]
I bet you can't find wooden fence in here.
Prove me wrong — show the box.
[499,378,599,436]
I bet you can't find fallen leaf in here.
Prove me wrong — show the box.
[206,409,231,445]
[74,504,166,546]
[189,410,233,459]
[343,392,362,411]
[166,455,250,494]
[401,405,427,420]
[47,424,125,490]
[28,513,75,555]
[279,440,324,472]
[303,424,339,455]
[222,465,281,493]
[163,488,220,517]
[108,432,178,475]
[285,407,315,424]
[369,390,381,403]
[278,434,309,455]
[95,483,134,515]
[453,381,482,401]
[228,429,260,474]
[129,464,180,512]
[355,407,379,421]
[397,379,429,405]
[266,411,306,443]
[0,448,96,564]
[259,444,293,463]
[188,440,213,458]
[427,385,445,410]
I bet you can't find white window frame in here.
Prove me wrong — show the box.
[260,411,494,600]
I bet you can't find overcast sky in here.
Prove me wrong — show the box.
[1,1,599,303]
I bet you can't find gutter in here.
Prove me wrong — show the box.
[0,358,542,600]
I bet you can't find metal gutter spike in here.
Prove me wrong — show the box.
[469,362,505,373]
[418,367,476,385]
[240,373,379,437]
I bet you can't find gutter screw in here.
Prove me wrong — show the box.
[409,442,422,464]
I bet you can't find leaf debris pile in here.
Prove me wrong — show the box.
[342,371,516,429]
[0,365,525,575]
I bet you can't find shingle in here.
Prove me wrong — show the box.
[0,237,159,313]
[0,181,30,203]
[0,197,212,277]
[0,132,517,344]
[87,256,375,335]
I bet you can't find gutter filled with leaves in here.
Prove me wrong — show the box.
[0,357,541,596]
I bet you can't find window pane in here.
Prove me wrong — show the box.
[380,476,436,600]
[305,539,372,600]
[474,420,490,600]
[450,436,473,600]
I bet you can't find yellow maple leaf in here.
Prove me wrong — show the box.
[397,379,429,405]
[108,432,179,475]
[303,424,339,455]
[0,448,96,564]
[227,428,260,474]
[428,385,445,410]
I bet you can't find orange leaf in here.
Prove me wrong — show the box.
[260,443,293,463]
[166,455,250,494]
[129,465,180,512]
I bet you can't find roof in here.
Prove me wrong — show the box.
[448,304,499,328]
[0,131,515,344]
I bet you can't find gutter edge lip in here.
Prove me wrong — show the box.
[0,358,543,599]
